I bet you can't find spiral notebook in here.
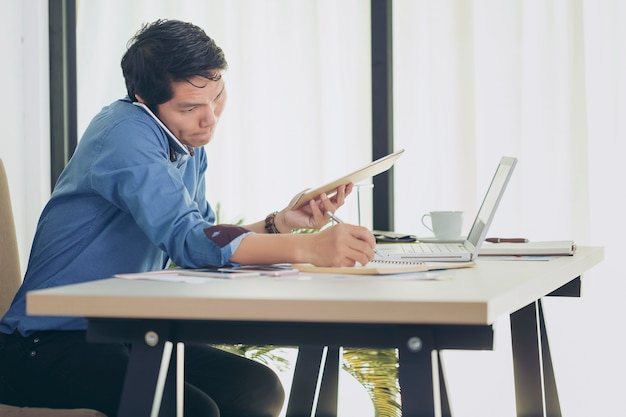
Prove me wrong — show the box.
[292,260,474,275]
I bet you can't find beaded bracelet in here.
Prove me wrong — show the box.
[264,211,281,234]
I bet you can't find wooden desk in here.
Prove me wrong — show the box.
[27,246,603,417]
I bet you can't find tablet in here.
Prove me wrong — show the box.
[290,149,405,210]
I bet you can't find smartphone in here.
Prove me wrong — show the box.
[177,269,261,279]
[133,102,189,155]
[218,265,300,277]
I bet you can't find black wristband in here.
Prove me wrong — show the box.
[264,211,280,234]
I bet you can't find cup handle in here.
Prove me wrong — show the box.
[421,214,433,233]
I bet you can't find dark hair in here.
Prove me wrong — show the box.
[121,19,228,109]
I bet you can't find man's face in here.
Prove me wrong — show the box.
[156,75,227,148]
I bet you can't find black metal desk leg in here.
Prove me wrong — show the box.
[315,346,340,417]
[538,301,561,417]
[438,351,452,417]
[118,339,174,417]
[286,346,329,417]
[398,334,436,417]
[158,342,179,417]
[510,300,562,417]
[87,320,176,417]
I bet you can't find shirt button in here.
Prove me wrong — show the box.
[33,338,40,344]
[30,351,37,357]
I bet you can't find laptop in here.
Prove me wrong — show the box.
[376,156,517,262]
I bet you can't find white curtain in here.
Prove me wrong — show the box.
[1,0,51,271]
[0,0,617,416]
[75,0,373,226]
[394,0,591,241]
[391,1,624,416]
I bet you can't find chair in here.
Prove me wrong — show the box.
[0,159,107,417]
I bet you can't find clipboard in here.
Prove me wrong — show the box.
[290,149,405,210]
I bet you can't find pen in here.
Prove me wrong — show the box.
[485,238,529,243]
[326,210,346,225]
[327,211,382,257]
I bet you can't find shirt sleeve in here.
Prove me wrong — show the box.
[88,113,251,268]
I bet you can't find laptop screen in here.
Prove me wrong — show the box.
[466,156,517,249]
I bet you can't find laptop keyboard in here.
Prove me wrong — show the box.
[403,243,466,254]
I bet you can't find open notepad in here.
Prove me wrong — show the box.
[292,260,475,275]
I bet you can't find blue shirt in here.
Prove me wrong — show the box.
[0,98,251,336]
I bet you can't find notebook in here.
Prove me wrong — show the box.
[376,156,517,262]
[293,260,475,275]
[479,240,576,256]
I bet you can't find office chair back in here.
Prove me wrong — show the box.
[0,159,108,417]
[0,159,21,318]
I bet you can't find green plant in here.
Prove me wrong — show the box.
[342,348,401,417]
[213,344,292,372]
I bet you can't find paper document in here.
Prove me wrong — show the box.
[115,268,262,283]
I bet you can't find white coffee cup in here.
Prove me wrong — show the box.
[421,211,463,240]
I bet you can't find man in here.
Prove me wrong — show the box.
[0,19,376,416]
